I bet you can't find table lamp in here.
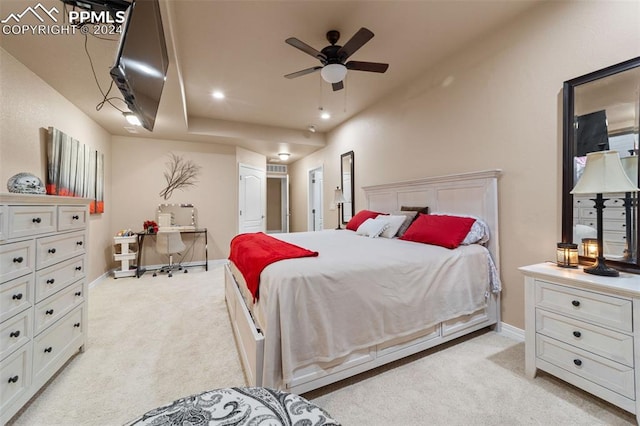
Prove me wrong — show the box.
[333,187,346,230]
[571,150,639,276]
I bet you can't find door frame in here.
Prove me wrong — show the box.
[266,173,289,233]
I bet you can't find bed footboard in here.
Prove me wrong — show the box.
[224,263,264,387]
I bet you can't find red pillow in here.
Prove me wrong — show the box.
[400,214,476,249]
[346,210,385,231]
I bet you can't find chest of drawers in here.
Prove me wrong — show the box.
[0,194,90,425]
[521,263,640,422]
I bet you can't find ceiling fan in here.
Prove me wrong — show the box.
[284,27,389,91]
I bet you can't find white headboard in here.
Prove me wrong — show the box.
[363,169,502,271]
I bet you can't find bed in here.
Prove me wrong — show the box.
[225,169,502,394]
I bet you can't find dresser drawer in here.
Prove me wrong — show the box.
[536,334,634,399]
[36,230,86,271]
[0,309,32,361]
[7,206,56,239]
[0,275,34,323]
[34,281,84,335]
[0,344,31,413]
[35,256,84,303]
[536,309,633,367]
[33,306,83,380]
[535,280,632,333]
[0,240,34,284]
[57,206,87,232]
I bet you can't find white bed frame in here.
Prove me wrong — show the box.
[225,169,502,394]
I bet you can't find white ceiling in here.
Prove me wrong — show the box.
[0,0,540,162]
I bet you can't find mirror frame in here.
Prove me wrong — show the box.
[562,57,640,271]
[340,151,355,224]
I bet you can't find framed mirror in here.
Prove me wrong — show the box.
[341,151,355,223]
[562,57,640,271]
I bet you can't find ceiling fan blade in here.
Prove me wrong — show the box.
[337,27,374,61]
[346,61,389,73]
[285,37,327,61]
[332,81,344,91]
[284,66,322,79]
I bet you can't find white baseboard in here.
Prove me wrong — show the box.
[498,322,524,341]
[88,271,111,289]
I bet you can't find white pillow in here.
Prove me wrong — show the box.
[356,217,390,238]
[431,212,490,245]
[379,214,408,238]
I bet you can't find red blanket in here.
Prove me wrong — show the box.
[229,232,318,300]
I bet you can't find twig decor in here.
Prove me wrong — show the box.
[159,153,201,200]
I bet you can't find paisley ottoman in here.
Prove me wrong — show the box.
[125,387,340,426]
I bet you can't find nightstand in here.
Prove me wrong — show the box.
[520,262,640,422]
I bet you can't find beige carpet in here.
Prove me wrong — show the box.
[7,265,636,425]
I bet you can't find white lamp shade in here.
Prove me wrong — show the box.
[321,64,347,84]
[333,187,346,204]
[571,150,639,195]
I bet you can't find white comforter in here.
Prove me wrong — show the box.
[247,230,497,389]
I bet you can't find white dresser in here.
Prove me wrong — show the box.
[521,262,640,421]
[0,193,90,425]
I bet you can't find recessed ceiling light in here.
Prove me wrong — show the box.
[308,125,316,133]
[320,111,331,120]
[212,90,225,100]
[123,111,141,126]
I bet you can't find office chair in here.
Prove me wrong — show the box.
[153,230,186,277]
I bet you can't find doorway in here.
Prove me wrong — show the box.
[308,166,323,231]
[266,174,289,233]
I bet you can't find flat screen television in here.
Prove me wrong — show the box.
[110,0,169,131]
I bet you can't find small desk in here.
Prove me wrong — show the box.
[135,228,208,277]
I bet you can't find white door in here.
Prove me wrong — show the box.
[239,164,266,234]
[308,167,323,231]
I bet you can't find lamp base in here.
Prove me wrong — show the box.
[584,257,619,277]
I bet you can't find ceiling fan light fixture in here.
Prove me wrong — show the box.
[321,63,347,84]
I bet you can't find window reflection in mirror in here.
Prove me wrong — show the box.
[340,151,354,223]
[563,58,640,268]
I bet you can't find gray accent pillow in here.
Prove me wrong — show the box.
[392,210,418,237]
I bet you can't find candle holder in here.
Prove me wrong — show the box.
[556,243,578,268]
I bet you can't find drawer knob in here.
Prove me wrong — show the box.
[32,217,41,223]
[7,375,19,384]
[75,266,82,271]
[10,330,20,338]
[76,241,83,246]
[12,293,23,300]
[571,300,581,307]
[45,309,54,315]
[72,215,80,220]
[573,359,582,367]
[573,331,582,338]
[74,322,81,328]
[44,347,53,353]
[48,248,56,254]
[75,291,82,297]
[13,256,23,263]
[46,278,55,284]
